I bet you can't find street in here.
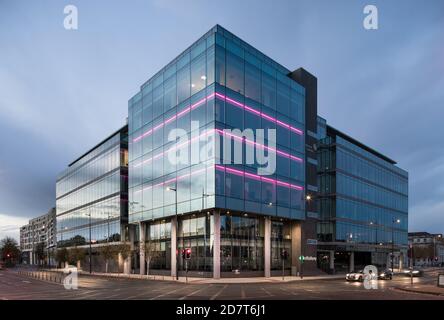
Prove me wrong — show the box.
[1,268,443,300]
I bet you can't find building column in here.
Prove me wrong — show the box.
[291,221,302,276]
[329,250,335,271]
[264,217,271,278]
[213,212,221,279]
[399,252,403,271]
[139,222,146,275]
[349,251,355,272]
[171,216,177,278]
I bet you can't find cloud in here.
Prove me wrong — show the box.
[0,213,30,242]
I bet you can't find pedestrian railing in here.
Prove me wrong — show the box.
[18,270,64,284]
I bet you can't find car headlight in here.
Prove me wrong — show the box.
[380,273,385,277]
[346,274,350,277]
[355,274,360,279]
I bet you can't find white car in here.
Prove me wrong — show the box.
[346,270,365,282]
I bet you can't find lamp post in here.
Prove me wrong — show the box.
[391,218,401,271]
[88,209,92,274]
[167,184,178,280]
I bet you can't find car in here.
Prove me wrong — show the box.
[346,270,365,282]
[0,262,4,270]
[378,269,393,280]
[403,269,423,277]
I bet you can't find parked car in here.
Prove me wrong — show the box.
[346,270,365,282]
[378,269,393,280]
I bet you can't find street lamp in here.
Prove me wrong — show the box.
[87,208,92,274]
[391,218,401,271]
[166,184,178,280]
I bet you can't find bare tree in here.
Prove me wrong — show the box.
[99,245,117,273]
[55,248,69,268]
[144,239,158,276]
[68,246,86,270]
[117,242,132,274]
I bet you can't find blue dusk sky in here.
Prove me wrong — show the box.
[0,0,443,240]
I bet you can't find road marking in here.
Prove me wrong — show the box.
[149,286,189,300]
[261,287,273,297]
[210,284,228,300]
[22,280,31,283]
[241,286,246,299]
[179,285,211,300]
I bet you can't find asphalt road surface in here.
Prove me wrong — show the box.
[1,268,443,300]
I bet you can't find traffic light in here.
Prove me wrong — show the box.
[181,249,186,259]
[185,248,191,260]
[281,249,288,260]
[299,255,305,262]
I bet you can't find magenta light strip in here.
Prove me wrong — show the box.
[132,92,304,143]
[133,129,303,168]
[133,130,214,168]
[214,93,304,135]
[215,129,303,163]
[215,165,304,191]
[135,167,207,194]
[132,93,216,143]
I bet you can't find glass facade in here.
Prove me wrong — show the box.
[56,126,129,247]
[317,127,409,247]
[128,25,306,225]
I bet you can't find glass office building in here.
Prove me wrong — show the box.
[317,121,408,272]
[128,25,307,277]
[56,126,129,249]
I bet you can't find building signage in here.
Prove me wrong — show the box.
[307,239,318,245]
[304,256,317,262]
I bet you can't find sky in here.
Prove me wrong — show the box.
[0,0,443,241]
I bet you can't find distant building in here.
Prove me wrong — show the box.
[20,208,56,265]
[408,232,444,266]
[55,125,130,272]
[317,119,409,272]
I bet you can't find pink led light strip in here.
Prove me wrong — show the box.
[214,129,303,163]
[132,93,216,143]
[214,93,303,135]
[135,167,207,194]
[215,165,304,191]
[133,129,303,169]
[132,92,303,143]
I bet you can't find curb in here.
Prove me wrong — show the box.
[394,286,444,297]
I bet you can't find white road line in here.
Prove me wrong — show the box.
[210,284,228,300]
[149,286,189,300]
[261,287,273,297]
[179,285,212,300]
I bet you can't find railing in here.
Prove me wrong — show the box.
[18,270,64,284]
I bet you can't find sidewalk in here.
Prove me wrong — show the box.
[77,271,345,284]
[395,285,444,297]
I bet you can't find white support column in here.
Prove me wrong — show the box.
[171,216,177,278]
[139,222,146,275]
[213,212,221,279]
[264,217,271,278]
[329,250,335,270]
[349,251,355,272]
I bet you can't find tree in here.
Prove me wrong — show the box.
[117,242,132,274]
[143,239,158,276]
[99,245,117,273]
[55,248,69,268]
[68,246,86,269]
[0,237,20,266]
[35,242,46,266]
